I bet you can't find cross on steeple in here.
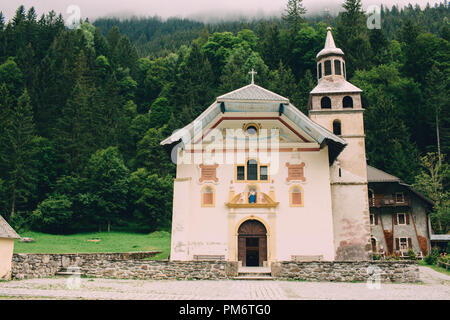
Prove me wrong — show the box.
[324,7,330,26]
[249,69,257,84]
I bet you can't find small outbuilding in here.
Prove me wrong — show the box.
[0,215,20,280]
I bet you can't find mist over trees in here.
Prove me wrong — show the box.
[0,1,448,234]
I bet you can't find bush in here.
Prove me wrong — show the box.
[32,195,73,233]
[407,249,416,260]
[372,253,381,260]
[424,248,441,265]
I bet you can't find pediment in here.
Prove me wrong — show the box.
[225,192,279,208]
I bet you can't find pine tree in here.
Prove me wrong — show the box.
[282,0,307,32]
[175,41,215,118]
[55,50,97,174]
[336,0,372,76]
[0,90,37,219]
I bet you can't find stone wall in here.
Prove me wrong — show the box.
[271,261,419,283]
[12,252,239,280]
[12,251,161,280]
[12,253,419,283]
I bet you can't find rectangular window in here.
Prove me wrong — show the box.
[292,192,302,205]
[237,166,245,180]
[396,192,404,203]
[400,238,408,250]
[343,62,346,78]
[203,193,213,205]
[324,60,332,76]
[334,60,341,75]
[370,214,374,225]
[260,166,268,181]
[318,63,322,79]
[397,213,406,225]
[247,162,258,180]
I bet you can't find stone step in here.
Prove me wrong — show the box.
[233,275,273,280]
[55,271,83,277]
[55,267,83,277]
[238,272,272,277]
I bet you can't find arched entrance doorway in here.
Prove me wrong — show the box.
[238,220,267,267]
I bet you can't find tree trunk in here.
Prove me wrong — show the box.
[107,221,111,233]
[436,112,441,165]
[10,182,16,219]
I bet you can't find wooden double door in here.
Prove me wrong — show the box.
[238,220,267,267]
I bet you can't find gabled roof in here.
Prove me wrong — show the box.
[217,83,289,103]
[310,78,363,95]
[316,27,344,59]
[367,165,401,183]
[161,83,347,164]
[367,165,434,207]
[0,215,20,239]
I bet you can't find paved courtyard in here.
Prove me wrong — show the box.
[0,267,449,300]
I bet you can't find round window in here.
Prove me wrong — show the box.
[246,125,258,135]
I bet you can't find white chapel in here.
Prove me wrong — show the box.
[161,27,371,266]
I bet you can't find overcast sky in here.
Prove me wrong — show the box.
[1,0,444,22]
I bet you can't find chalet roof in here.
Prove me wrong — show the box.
[217,83,289,103]
[430,234,450,241]
[316,27,344,59]
[0,215,20,239]
[367,165,434,207]
[367,165,401,183]
[310,78,363,95]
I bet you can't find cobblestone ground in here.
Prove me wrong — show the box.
[0,267,449,300]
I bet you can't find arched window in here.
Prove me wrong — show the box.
[289,185,304,207]
[333,120,341,135]
[343,96,353,108]
[334,60,341,75]
[324,60,332,76]
[318,63,322,79]
[321,96,331,109]
[201,185,215,207]
[247,159,258,180]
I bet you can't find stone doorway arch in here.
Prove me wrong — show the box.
[237,220,267,267]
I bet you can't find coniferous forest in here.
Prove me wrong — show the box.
[0,1,448,234]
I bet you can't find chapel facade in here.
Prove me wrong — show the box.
[161,27,375,265]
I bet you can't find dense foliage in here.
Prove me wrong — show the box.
[0,1,448,234]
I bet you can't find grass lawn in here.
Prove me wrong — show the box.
[14,231,171,260]
[418,260,450,276]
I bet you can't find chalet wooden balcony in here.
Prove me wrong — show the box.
[369,195,411,208]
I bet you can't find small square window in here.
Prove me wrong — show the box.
[260,166,268,180]
[396,192,404,203]
[237,166,245,180]
[397,213,406,225]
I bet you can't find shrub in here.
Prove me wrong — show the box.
[407,249,416,260]
[424,248,441,265]
[372,254,381,260]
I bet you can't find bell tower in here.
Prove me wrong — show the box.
[309,27,371,261]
